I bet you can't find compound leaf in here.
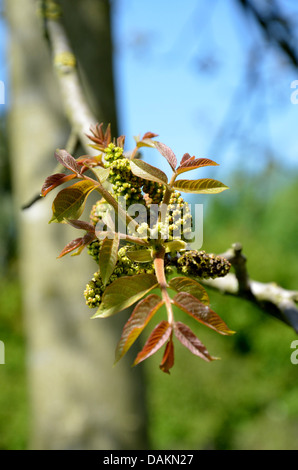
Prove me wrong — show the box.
[92,273,158,318]
[173,292,235,335]
[115,294,164,363]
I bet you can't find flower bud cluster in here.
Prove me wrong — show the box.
[176,250,231,279]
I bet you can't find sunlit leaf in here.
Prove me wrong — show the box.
[164,240,187,254]
[174,322,216,362]
[154,141,177,171]
[159,338,175,374]
[115,294,164,363]
[99,234,120,286]
[173,178,229,194]
[55,149,82,175]
[126,249,153,263]
[92,273,158,318]
[89,166,110,183]
[41,173,76,197]
[130,159,168,185]
[49,180,96,223]
[133,320,172,366]
[176,158,219,175]
[173,292,235,335]
[169,276,209,305]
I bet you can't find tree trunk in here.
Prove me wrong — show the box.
[6,0,147,450]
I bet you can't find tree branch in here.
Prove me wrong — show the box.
[201,243,298,333]
[40,0,99,154]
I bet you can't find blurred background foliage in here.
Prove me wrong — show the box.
[1,0,298,450]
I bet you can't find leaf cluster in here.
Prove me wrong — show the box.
[41,124,233,373]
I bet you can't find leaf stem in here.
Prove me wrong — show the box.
[153,246,174,325]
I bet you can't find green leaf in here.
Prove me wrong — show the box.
[164,240,187,254]
[130,159,168,185]
[173,178,229,194]
[176,158,219,175]
[173,292,235,335]
[92,273,158,318]
[154,141,177,171]
[115,294,164,363]
[126,249,153,263]
[89,166,110,183]
[49,180,96,223]
[174,322,216,362]
[99,234,120,286]
[133,320,172,366]
[169,276,209,305]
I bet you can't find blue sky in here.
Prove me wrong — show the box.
[1,0,298,182]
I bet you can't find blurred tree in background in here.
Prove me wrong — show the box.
[0,0,298,450]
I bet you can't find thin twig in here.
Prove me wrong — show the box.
[201,243,298,333]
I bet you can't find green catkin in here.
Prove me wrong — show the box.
[176,250,231,279]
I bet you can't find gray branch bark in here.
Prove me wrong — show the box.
[202,243,298,333]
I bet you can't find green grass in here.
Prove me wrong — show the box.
[0,274,29,450]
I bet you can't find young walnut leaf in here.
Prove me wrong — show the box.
[130,159,168,185]
[41,173,76,197]
[99,234,120,286]
[173,178,229,194]
[174,322,216,362]
[126,249,153,263]
[176,158,219,175]
[133,320,172,367]
[92,273,158,319]
[49,180,96,223]
[154,141,177,171]
[173,292,235,335]
[57,232,96,258]
[159,338,175,374]
[169,276,209,306]
[55,149,82,175]
[115,294,164,364]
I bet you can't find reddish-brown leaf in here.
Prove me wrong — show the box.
[173,292,235,335]
[67,219,95,233]
[180,153,193,165]
[176,158,219,175]
[57,232,96,258]
[133,320,172,366]
[154,141,177,171]
[159,338,175,374]
[41,173,76,197]
[115,294,164,364]
[174,322,216,362]
[55,149,82,175]
[142,132,158,140]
